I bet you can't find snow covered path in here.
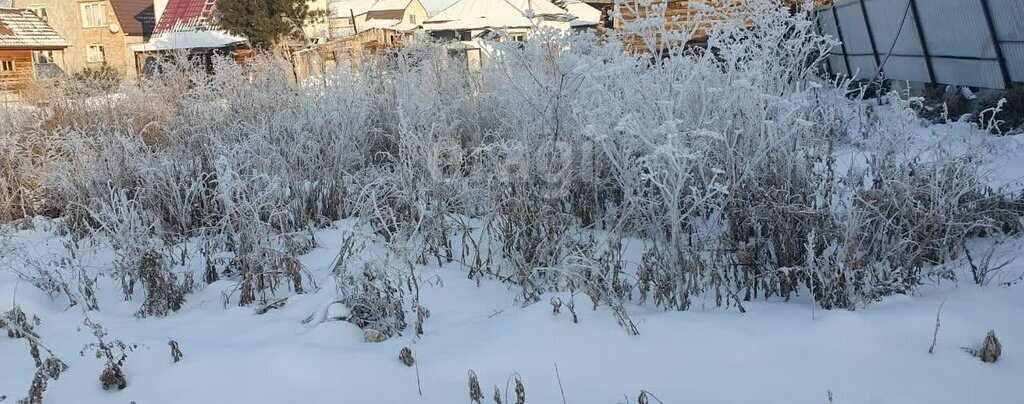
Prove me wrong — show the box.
[2,221,1022,404]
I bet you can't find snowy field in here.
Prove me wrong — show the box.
[3,3,1024,402]
[2,212,1023,403]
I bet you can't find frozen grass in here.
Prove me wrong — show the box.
[1,1,1023,401]
[1,220,1023,403]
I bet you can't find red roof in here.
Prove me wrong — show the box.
[154,0,217,34]
[0,8,69,49]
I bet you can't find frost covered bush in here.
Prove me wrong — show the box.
[0,0,1020,316]
[80,317,136,390]
[336,261,407,338]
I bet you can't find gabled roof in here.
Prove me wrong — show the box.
[423,0,568,31]
[154,0,216,34]
[142,0,245,51]
[331,0,411,18]
[0,8,69,49]
[110,0,157,36]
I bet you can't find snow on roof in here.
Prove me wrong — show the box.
[147,0,247,50]
[423,0,567,31]
[566,1,601,27]
[369,0,412,11]
[132,29,245,51]
[0,8,69,49]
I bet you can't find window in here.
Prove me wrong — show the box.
[0,60,14,72]
[409,14,416,25]
[81,3,107,28]
[511,34,525,42]
[86,45,105,63]
[33,50,54,64]
[29,6,48,22]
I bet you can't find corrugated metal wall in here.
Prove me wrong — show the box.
[818,0,1024,89]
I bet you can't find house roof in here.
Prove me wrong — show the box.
[110,0,157,36]
[423,0,567,31]
[0,8,69,49]
[366,9,404,20]
[331,0,410,18]
[144,0,245,50]
[154,0,216,34]
[566,0,600,27]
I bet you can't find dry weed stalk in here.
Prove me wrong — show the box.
[550,297,562,315]
[468,370,483,404]
[514,375,525,404]
[961,330,1002,363]
[169,340,183,363]
[399,347,415,367]
[928,300,946,354]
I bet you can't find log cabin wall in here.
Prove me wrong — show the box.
[611,0,835,51]
[0,49,35,90]
[615,0,748,51]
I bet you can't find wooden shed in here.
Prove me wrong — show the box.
[0,8,69,91]
[313,27,411,73]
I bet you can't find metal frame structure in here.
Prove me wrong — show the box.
[818,0,1020,89]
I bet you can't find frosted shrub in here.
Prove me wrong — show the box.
[84,188,191,316]
[0,0,1020,318]
[336,261,407,338]
[1,308,67,404]
[80,317,135,390]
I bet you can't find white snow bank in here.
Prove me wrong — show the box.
[1,220,1023,403]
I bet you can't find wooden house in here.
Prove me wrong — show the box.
[329,0,428,39]
[0,8,69,91]
[10,0,157,77]
[300,26,409,75]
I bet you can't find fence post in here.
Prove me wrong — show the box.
[860,0,884,75]
[831,4,853,78]
[979,0,1011,88]
[908,0,935,84]
[856,0,880,72]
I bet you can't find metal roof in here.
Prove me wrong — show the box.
[154,0,216,34]
[0,8,70,49]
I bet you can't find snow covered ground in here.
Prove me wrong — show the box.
[2,207,1023,403]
